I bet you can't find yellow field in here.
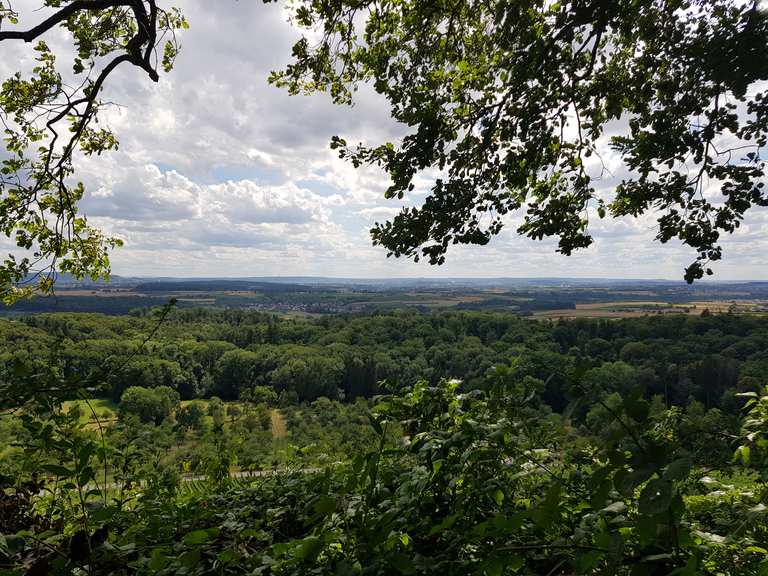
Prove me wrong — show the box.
[59,399,289,442]
[533,298,768,319]
[575,301,671,309]
[533,309,651,319]
[61,399,119,428]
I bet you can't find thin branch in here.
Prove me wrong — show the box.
[0,0,135,42]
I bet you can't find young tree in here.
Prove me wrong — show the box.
[241,410,262,433]
[120,385,180,424]
[177,401,205,432]
[207,396,226,429]
[226,404,242,425]
[240,385,278,406]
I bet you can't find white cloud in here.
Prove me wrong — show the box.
[1,0,766,280]
[358,207,403,221]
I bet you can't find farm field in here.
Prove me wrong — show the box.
[533,299,768,319]
[533,301,688,319]
[6,277,768,318]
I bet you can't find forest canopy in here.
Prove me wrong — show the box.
[2,309,768,574]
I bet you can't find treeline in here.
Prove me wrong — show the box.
[0,295,174,315]
[1,310,766,415]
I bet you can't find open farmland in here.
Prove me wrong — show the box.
[5,277,768,318]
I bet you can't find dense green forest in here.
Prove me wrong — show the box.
[2,309,768,574]
[4,309,767,408]
[2,0,768,573]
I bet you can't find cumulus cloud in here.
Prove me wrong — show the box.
[79,159,345,258]
[1,0,766,279]
[358,207,403,221]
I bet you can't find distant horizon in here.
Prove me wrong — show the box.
[60,272,768,284]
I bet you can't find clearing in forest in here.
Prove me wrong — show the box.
[271,409,287,438]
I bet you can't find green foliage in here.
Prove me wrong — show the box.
[208,396,226,429]
[735,385,768,472]
[226,403,242,424]
[4,309,768,423]
[177,401,206,432]
[2,310,768,573]
[242,385,279,406]
[275,0,768,282]
[4,369,767,574]
[120,385,180,425]
[213,350,262,400]
[282,398,378,464]
[0,2,187,301]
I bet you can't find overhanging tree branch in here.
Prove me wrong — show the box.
[0,0,186,302]
[0,0,136,42]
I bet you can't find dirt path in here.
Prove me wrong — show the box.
[270,409,287,438]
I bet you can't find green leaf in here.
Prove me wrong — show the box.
[368,413,383,435]
[41,464,74,478]
[601,501,627,514]
[148,548,168,571]
[532,483,561,529]
[295,536,323,561]
[428,513,459,536]
[217,549,238,563]
[333,559,362,576]
[734,445,751,465]
[624,396,649,423]
[506,555,524,573]
[617,467,654,495]
[90,506,116,522]
[573,550,603,573]
[663,458,692,481]
[638,479,673,515]
[670,554,698,575]
[313,495,336,515]
[180,548,201,569]
[389,553,416,575]
[591,478,611,509]
[183,530,210,546]
[482,554,523,576]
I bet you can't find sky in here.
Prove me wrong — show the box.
[1,1,767,280]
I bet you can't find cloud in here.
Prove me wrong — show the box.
[0,0,766,280]
[358,207,403,221]
[82,164,201,221]
[80,160,344,256]
[209,180,330,225]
